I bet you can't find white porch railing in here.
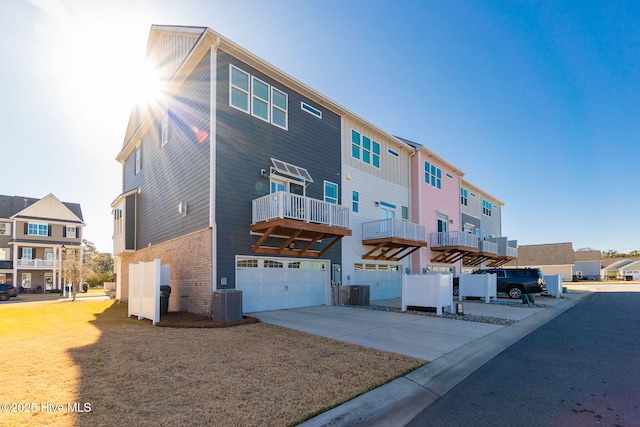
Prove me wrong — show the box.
[16,259,60,269]
[430,231,479,249]
[506,246,518,258]
[362,219,426,242]
[479,240,498,255]
[252,192,350,229]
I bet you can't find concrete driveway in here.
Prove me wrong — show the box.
[256,303,507,361]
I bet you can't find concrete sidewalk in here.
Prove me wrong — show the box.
[255,291,589,426]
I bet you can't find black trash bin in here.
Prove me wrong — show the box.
[159,285,172,316]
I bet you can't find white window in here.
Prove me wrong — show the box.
[22,248,33,259]
[352,191,359,213]
[135,146,141,174]
[251,76,270,122]
[301,101,322,119]
[230,65,250,112]
[0,248,10,261]
[230,65,288,129]
[0,223,10,236]
[66,226,77,238]
[271,87,288,129]
[28,223,48,236]
[351,130,380,168]
[22,273,32,288]
[324,181,338,204]
[424,161,442,189]
[161,110,170,146]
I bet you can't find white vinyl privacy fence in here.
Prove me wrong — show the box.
[544,274,563,298]
[401,273,453,315]
[129,259,170,325]
[458,273,497,303]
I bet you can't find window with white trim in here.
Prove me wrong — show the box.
[66,226,77,239]
[461,188,468,206]
[482,199,492,217]
[22,273,31,288]
[352,191,359,213]
[351,130,380,168]
[424,161,441,189]
[271,87,288,129]
[22,248,33,259]
[301,101,322,119]
[230,65,250,112]
[401,206,409,221]
[0,223,9,236]
[237,259,258,268]
[28,223,48,236]
[264,260,283,268]
[0,248,10,261]
[135,146,141,174]
[230,65,288,129]
[251,76,270,121]
[324,181,338,204]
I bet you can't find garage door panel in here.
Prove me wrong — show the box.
[237,257,329,313]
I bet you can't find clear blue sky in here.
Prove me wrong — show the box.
[2,0,639,253]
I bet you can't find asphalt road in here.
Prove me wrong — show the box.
[406,291,640,427]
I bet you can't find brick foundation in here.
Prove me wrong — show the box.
[117,228,214,316]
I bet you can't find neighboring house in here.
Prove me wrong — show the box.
[340,128,424,301]
[620,260,640,280]
[601,258,639,280]
[403,138,467,277]
[0,194,84,291]
[573,250,602,280]
[504,242,575,280]
[459,179,517,270]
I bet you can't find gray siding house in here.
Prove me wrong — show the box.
[113,26,351,315]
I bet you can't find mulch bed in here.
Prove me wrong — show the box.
[156,311,260,328]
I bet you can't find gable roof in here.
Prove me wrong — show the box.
[118,25,417,163]
[0,194,84,223]
[602,258,637,271]
[395,136,465,176]
[573,250,602,262]
[505,242,575,266]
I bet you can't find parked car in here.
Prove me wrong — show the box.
[453,268,546,299]
[0,283,18,301]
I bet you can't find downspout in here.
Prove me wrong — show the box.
[409,147,420,274]
[210,37,220,291]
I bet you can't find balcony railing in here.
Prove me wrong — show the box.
[362,219,426,242]
[16,259,60,269]
[252,192,350,229]
[506,246,518,258]
[430,231,479,249]
[479,240,498,255]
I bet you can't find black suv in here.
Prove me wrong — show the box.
[0,283,18,301]
[453,268,546,299]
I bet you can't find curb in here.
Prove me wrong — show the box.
[300,291,590,426]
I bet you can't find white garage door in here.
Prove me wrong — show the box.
[236,256,330,313]
[353,264,402,301]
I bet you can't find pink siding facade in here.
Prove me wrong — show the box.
[411,150,463,274]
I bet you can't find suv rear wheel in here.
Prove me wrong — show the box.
[508,286,523,299]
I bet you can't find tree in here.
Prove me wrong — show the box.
[81,239,114,287]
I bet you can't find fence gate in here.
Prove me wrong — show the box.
[129,259,170,325]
